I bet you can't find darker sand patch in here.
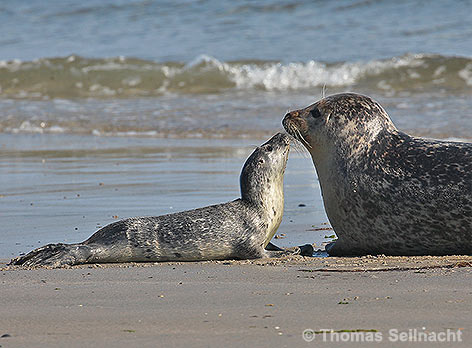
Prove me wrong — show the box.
[2,255,472,272]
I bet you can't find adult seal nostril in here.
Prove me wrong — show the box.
[9,133,306,267]
[283,92,472,256]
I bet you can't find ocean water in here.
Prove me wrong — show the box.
[1,0,471,258]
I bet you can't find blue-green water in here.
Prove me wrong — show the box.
[2,0,472,62]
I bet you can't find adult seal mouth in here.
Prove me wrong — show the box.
[283,92,472,256]
[10,133,312,267]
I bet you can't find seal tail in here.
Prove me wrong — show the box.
[9,243,92,268]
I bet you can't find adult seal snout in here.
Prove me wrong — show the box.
[283,93,472,256]
[11,133,307,267]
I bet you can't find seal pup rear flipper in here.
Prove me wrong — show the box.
[9,243,93,267]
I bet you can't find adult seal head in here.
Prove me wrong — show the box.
[11,133,310,267]
[283,93,472,256]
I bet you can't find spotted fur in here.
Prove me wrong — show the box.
[283,93,472,256]
[10,133,291,267]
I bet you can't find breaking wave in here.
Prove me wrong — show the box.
[1,54,472,99]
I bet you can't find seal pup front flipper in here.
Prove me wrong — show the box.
[265,242,314,256]
[265,242,283,251]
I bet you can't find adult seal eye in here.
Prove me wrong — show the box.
[310,108,322,118]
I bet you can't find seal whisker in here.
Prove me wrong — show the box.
[293,143,310,158]
[295,128,312,149]
[287,124,299,141]
[287,124,307,150]
[285,133,309,157]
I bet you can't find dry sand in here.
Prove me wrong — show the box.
[1,255,471,348]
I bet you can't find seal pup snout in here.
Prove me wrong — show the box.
[262,132,290,156]
[272,131,291,146]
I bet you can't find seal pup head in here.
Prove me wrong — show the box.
[240,132,290,247]
[240,132,290,206]
[282,93,397,160]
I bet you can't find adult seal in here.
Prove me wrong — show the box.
[11,133,309,267]
[283,93,472,256]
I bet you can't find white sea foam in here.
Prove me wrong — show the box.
[185,54,227,70]
[227,54,423,91]
[458,63,472,86]
[48,125,66,133]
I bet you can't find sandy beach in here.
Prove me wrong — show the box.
[2,136,471,348]
[2,2,472,347]
[1,256,471,348]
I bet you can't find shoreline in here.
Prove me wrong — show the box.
[3,254,472,272]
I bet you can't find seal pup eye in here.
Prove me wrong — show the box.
[310,108,322,118]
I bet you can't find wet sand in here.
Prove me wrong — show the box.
[1,256,471,347]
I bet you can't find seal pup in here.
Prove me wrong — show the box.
[283,93,472,256]
[11,133,308,267]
